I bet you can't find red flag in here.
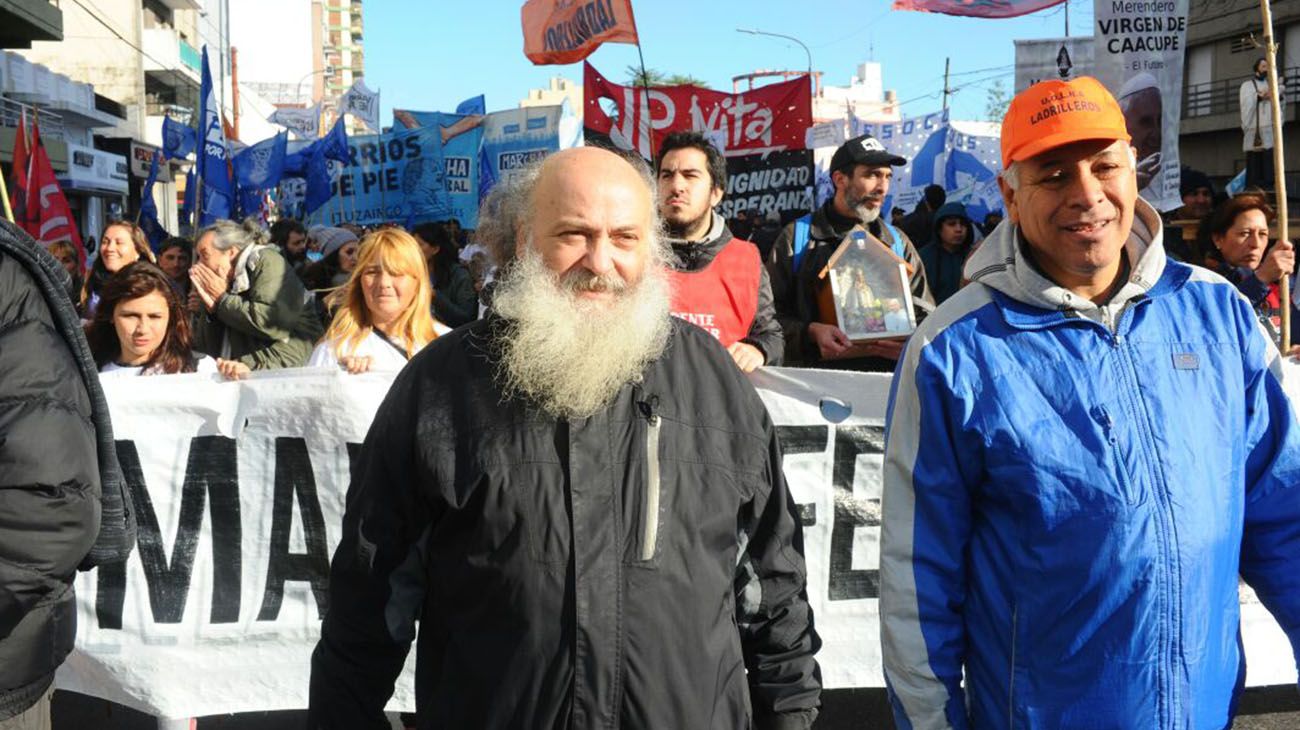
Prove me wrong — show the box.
[8,115,32,234]
[26,121,85,268]
[891,0,1065,18]
[522,0,639,66]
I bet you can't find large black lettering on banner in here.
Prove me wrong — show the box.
[721,149,814,220]
[257,438,332,621]
[777,424,884,602]
[98,437,241,627]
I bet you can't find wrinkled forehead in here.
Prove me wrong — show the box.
[531,159,654,231]
[1021,138,1130,172]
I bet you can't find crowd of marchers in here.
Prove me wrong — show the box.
[5,73,1300,730]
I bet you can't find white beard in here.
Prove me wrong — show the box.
[855,203,881,224]
[491,247,672,419]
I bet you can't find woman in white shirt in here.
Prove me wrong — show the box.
[87,262,247,379]
[308,228,447,374]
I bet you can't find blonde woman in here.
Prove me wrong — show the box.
[308,228,449,374]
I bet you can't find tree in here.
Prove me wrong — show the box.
[624,66,707,88]
[984,79,1011,124]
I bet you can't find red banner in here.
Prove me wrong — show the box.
[583,62,813,160]
[27,123,85,266]
[891,0,1065,18]
[522,0,639,66]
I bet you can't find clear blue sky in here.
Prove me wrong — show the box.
[366,0,1094,125]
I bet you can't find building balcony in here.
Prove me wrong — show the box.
[0,0,62,49]
[142,27,202,86]
[1184,68,1299,119]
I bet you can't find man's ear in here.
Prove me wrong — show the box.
[997,176,1019,224]
[709,185,724,209]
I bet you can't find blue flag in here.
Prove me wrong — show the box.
[162,116,197,160]
[319,117,351,163]
[232,132,287,190]
[477,143,497,202]
[138,152,170,249]
[197,46,232,224]
[304,144,333,215]
[455,94,486,116]
[180,167,196,227]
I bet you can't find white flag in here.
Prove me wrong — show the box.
[340,80,380,131]
[269,104,321,139]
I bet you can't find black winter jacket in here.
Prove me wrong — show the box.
[667,213,785,366]
[0,221,135,720]
[308,317,821,729]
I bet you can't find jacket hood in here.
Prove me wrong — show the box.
[929,202,975,250]
[964,197,1167,314]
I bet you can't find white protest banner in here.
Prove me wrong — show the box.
[268,105,321,140]
[340,80,381,131]
[1014,36,1096,94]
[1093,0,1189,211]
[55,365,1300,718]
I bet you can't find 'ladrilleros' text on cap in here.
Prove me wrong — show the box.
[1000,76,1132,169]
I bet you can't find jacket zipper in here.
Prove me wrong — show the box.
[1095,405,1138,505]
[1110,317,1181,727]
[641,404,662,562]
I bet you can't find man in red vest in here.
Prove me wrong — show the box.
[656,132,783,371]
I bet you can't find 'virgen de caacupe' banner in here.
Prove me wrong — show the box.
[1093,0,1189,212]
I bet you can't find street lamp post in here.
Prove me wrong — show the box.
[736,27,813,81]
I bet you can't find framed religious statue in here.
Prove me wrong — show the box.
[815,227,916,343]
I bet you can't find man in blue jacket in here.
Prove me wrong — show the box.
[880,76,1300,729]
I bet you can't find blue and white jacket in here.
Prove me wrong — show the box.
[880,199,1300,729]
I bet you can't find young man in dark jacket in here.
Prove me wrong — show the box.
[656,131,783,370]
[768,134,934,371]
[309,147,821,730]
[917,201,976,304]
[0,222,135,727]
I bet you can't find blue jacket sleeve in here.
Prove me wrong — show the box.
[880,341,981,730]
[1237,308,1300,674]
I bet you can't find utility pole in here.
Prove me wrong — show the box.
[1065,0,1070,37]
[942,57,951,112]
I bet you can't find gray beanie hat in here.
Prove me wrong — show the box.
[316,227,358,259]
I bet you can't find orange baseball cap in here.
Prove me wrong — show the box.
[1001,76,1132,169]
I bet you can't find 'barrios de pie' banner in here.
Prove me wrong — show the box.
[583,62,814,220]
[302,125,454,227]
[393,110,486,228]
[1093,0,1189,211]
[56,367,1300,719]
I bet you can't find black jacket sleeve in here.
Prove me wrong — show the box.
[308,369,437,729]
[742,266,785,366]
[895,229,935,322]
[0,235,103,708]
[736,413,822,728]
[766,223,814,365]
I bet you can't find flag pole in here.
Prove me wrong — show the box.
[0,164,13,223]
[1260,0,1290,350]
[634,39,655,161]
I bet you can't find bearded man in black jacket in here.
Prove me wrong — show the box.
[308,146,821,730]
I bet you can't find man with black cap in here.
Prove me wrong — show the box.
[1161,167,1215,263]
[768,134,933,370]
